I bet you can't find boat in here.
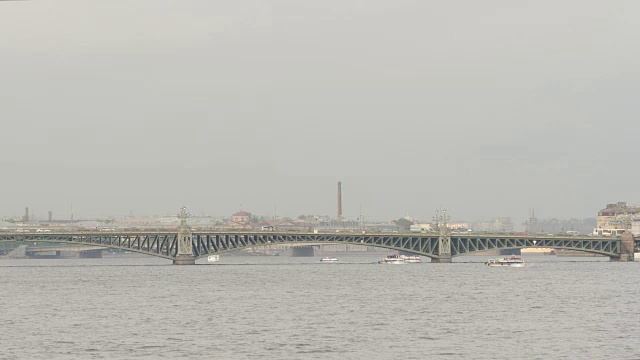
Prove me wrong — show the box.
[404,255,421,263]
[378,254,406,264]
[320,257,338,263]
[485,255,525,267]
[207,255,220,263]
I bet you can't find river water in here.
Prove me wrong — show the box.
[1,254,639,359]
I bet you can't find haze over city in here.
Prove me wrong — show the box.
[1,1,639,223]
[3,2,640,360]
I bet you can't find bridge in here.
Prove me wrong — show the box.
[1,208,638,264]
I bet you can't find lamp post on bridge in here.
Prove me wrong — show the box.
[173,207,196,265]
[432,209,452,263]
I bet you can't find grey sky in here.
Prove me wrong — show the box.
[1,1,638,223]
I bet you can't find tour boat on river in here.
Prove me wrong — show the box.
[485,255,525,267]
[320,257,338,263]
[378,254,406,264]
[378,254,422,264]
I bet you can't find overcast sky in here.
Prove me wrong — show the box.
[0,1,638,224]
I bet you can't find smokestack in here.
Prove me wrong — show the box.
[24,207,29,223]
[48,211,53,222]
[337,181,342,220]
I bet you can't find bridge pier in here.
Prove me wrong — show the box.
[290,246,314,257]
[609,255,633,262]
[433,210,452,264]
[173,256,196,265]
[610,233,635,262]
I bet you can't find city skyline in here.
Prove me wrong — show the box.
[1,199,603,225]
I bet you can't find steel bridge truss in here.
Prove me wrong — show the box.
[450,236,621,257]
[0,233,178,259]
[192,233,442,259]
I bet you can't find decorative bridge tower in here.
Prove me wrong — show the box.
[432,209,452,263]
[173,207,196,265]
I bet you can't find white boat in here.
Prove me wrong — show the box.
[378,254,406,264]
[207,255,220,263]
[320,257,338,263]
[486,255,525,267]
[404,255,421,263]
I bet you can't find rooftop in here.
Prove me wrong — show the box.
[598,202,640,216]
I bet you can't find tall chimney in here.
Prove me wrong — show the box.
[24,207,29,223]
[48,210,53,222]
[337,181,342,221]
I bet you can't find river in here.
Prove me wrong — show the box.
[1,254,638,359]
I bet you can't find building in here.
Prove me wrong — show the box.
[521,217,596,235]
[631,221,640,236]
[316,219,360,229]
[447,222,470,231]
[226,211,252,229]
[471,218,512,233]
[231,211,251,223]
[410,224,433,233]
[596,202,640,232]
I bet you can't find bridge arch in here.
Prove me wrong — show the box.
[462,245,615,258]
[191,241,439,260]
[0,238,175,260]
[189,233,445,260]
[449,236,621,258]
